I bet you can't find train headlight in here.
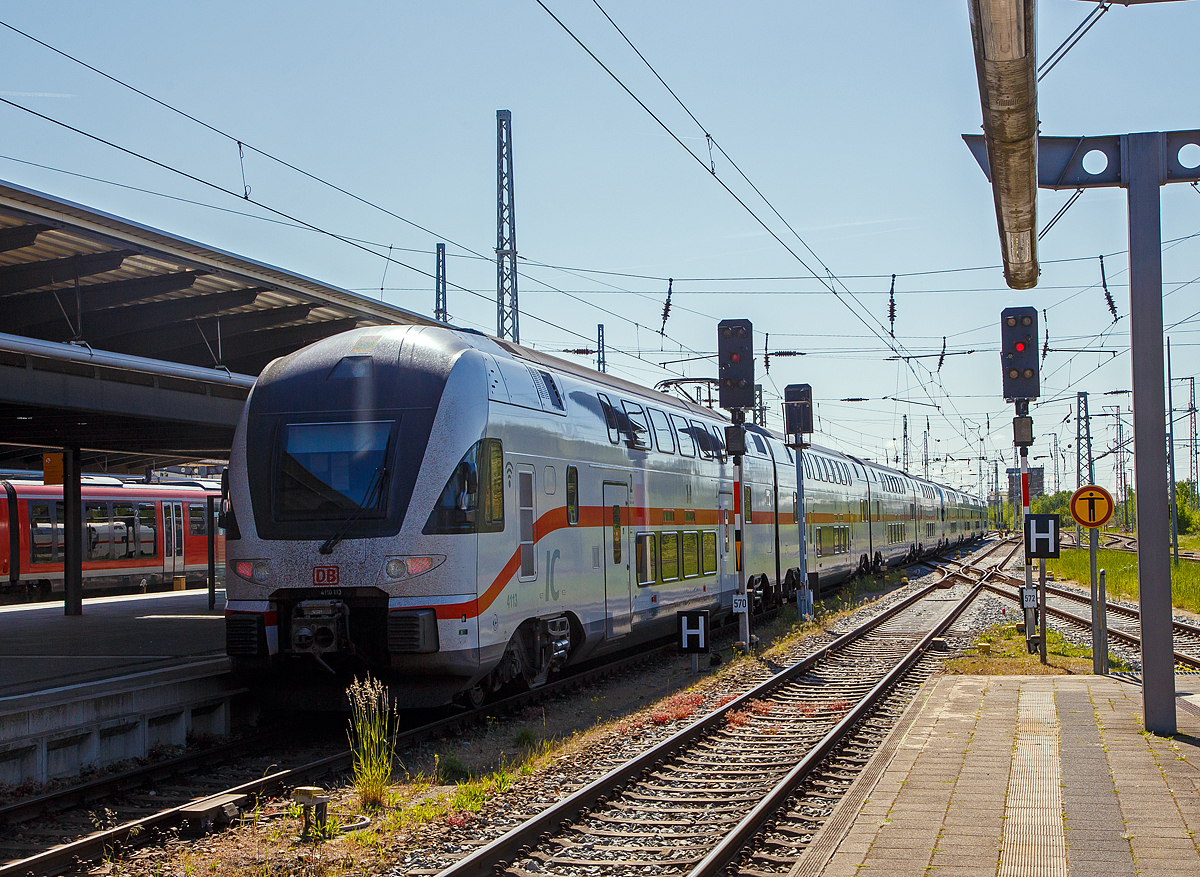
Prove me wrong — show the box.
[384,555,445,579]
[229,559,271,584]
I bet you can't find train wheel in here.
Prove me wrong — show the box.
[459,684,486,709]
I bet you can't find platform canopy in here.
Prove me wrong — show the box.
[0,180,439,472]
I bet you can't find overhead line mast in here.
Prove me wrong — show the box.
[496,109,519,342]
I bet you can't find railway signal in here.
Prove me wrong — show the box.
[1001,306,1044,662]
[717,319,753,651]
[717,319,754,411]
[1000,307,1040,401]
[784,383,814,619]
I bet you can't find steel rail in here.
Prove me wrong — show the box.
[984,567,1200,642]
[981,582,1200,670]
[434,578,949,877]
[0,638,681,877]
[687,582,983,877]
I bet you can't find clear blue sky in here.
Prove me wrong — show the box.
[2,1,1198,497]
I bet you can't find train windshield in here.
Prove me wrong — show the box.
[276,421,394,519]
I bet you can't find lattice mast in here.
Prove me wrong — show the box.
[1076,392,1093,542]
[923,418,929,480]
[1052,432,1060,495]
[1190,376,1197,488]
[435,243,448,323]
[496,110,519,342]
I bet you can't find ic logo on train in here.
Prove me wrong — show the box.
[312,566,340,586]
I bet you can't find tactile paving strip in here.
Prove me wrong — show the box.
[999,688,1067,877]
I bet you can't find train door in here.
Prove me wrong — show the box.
[602,482,631,639]
[164,502,184,577]
[717,485,732,588]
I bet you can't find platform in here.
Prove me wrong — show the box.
[0,588,228,699]
[798,675,1200,877]
[0,589,238,786]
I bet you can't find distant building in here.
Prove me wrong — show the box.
[1007,467,1045,507]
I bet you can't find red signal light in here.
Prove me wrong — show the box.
[1014,341,1026,352]
[731,353,740,362]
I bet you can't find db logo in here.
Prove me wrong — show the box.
[312,566,340,586]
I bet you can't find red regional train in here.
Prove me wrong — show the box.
[0,477,224,600]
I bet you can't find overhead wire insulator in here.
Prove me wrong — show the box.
[887,273,896,338]
[937,337,946,373]
[764,333,770,373]
[1042,308,1049,362]
[659,277,673,336]
[1099,255,1118,322]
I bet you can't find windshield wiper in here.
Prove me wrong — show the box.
[319,465,386,555]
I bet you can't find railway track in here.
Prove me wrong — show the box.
[941,537,1200,669]
[0,595,805,877]
[1059,529,1200,561]
[0,542,993,877]
[427,577,983,877]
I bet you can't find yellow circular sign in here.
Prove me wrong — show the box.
[1070,484,1115,529]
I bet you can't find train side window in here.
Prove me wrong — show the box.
[136,503,158,557]
[519,469,536,579]
[744,486,752,523]
[636,533,657,586]
[671,414,697,456]
[598,393,621,444]
[621,401,651,449]
[648,408,676,454]
[611,505,623,563]
[691,421,713,458]
[85,502,112,561]
[701,531,717,574]
[566,466,579,525]
[708,425,727,460]
[815,527,823,557]
[660,531,680,581]
[425,438,505,534]
[803,456,813,479]
[188,504,208,537]
[751,433,767,455]
[114,503,137,559]
[793,491,799,521]
[682,531,700,577]
[28,502,54,564]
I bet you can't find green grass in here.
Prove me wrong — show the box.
[1045,547,1200,614]
[346,675,400,811]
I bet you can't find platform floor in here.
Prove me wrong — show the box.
[0,589,227,699]
[798,675,1200,877]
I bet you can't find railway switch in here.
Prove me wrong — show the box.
[1000,307,1039,401]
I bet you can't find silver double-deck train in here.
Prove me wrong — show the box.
[222,324,985,706]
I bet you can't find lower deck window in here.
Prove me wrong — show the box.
[682,531,700,577]
[701,531,717,574]
[660,532,679,581]
[636,533,657,586]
